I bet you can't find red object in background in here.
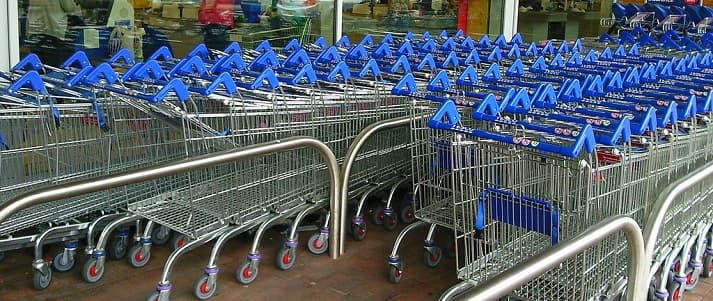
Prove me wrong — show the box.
[684,0,699,5]
[199,0,235,28]
[457,0,467,33]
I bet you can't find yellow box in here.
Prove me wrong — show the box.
[373,5,388,18]
[131,0,151,9]
[352,3,371,15]
[162,4,180,19]
[182,6,200,20]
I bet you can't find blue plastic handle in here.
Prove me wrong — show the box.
[680,95,697,120]
[623,67,640,88]
[440,51,460,68]
[422,31,431,40]
[121,63,143,82]
[439,30,448,39]
[477,35,491,48]
[557,41,569,54]
[426,70,451,92]
[674,56,689,75]
[284,48,312,68]
[248,50,281,71]
[507,46,520,59]
[541,41,554,55]
[389,55,411,74]
[150,78,189,103]
[558,79,582,102]
[471,93,502,119]
[346,44,369,60]
[315,46,341,64]
[619,31,636,45]
[148,46,173,62]
[358,59,381,78]
[464,49,481,65]
[584,49,598,64]
[372,43,392,59]
[606,71,624,93]
[529,56,547,73]
[659,61,674,79]
[216,53,246,73]
[60,51,92,69]
[108,48,135,65]
[359,34,374,46]
[461,36,475,50]
[572,39,583,53]
[381,33,394,45]
[177,56,208,76]
[416,53,436,71]
[504,88,532,111]
[336,35,351,48]
[584,75,605,97]
[396,40,418,55]
[599,47,613,61]
[456,65,478,86]
[428,100,461,129]
[7,71,47,96]
[549,54,565,70]
[64,65,94,88]
[613,45,627,58]
[327,61,351,82]
[254,40,273,53]
[0,133,9,150]
[487,46,502,62]
[83,63,119,85]
[391,73,417,96]
[204,72,237,95]
[188,44,211,59]
[313,36,327,49]
[525,42,539,57]
[494,35,507,48]
[249,68,280,90]
[531,84,558,106]
[511,33,523,45]
[455,29,464,38]
[441,37,456,51]
[699,52,712,68]
[405,32,415,41]
[482,63,500,83]
[224,42,243,55]
[283,39,301,55]
[506,59,524,77]
[13,54,44,72]
[566,52,582,67]
[132,60,166,81]
[687,54,700,72]
[288,63,317,85]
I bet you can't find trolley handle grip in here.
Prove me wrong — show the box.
[148,46,174,62]
[108,48,135,66]
[482,63,501,83]
[224,42,242,56]
[541,40,555,56]
[471,93,502,119]
[397,40,414,56]
[549,54,565,70]
[416,53,436,72]
[486,46,502,63]
[441,37,456,51]
[247,68,279,90]
[215,53,246,74]
[529,56,547,74]
[176,56,208,76]
[417,39,434,53]
[477,35,491,48]
[287,64,317,85]
[566,52,582,67]
[313,36,327,49]
[439,30,448,39]
[12,54,44,72]
[456,65,478,86]
[83,63,119,85]
[204,72,237,95]
[325,61,351,82]
[557,41,569,54]
[121,63,144,83]
[359,34,373,46]
[346,44,369,60]
[439,51,460,69]
[511,33,523,45]
[506,59,524,78]
[357,59,381,78]
[336,36,351,48]
[372,43,392,59]
[389,55,411,74]
[404,32,415,41]
[283,39,301,55]
[426,70,450,92]
[507,46,521,59]
[605,71,624,93]
[64,65,94,88]
[188,44,211,59]
[525,42,539,57]
[460,36,475,51]
[248,50,281,71]
[315,46,342,64]
[623,67,640,88]
[558,79,583,102]
[130,60,166,81]
[284,49,312,68]
[254,40,272,53]
[504,88,532,111]
[7,71,48,96]
[464,49,480,65]
[391,73,418,96]
[494,34,508,48]
[380,33,394,45]
[150,78,189,103]
[422,31,431,41]
[60,51,92,69]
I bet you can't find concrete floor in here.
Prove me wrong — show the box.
[2,220,713,301]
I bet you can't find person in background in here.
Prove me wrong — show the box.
[199,0,235,53]
[26,0,84,67]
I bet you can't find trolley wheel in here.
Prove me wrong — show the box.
[147,292,160,301]
[668,281,683,301]
[423,247,443,268]
[383,214,399,231]
[194,274,217,300]
[52,251,76,272]
[151,225,171,246]
[108,237,128,260]
[398,203,415,224]
[82,257,104,283]
[171,233,190,251]
[370,205,385,225]
[388,263,403,284]
[275,247,296,270]
[32,269,52,290]
[351,222,367,241]
[236,260,259,285]
[685,267,701,290]
[307,233,328,255]
[128,244,151,268]
[703,254,713,278]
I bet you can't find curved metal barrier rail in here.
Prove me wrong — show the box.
[440,216,647,301]
[0,136,343,260]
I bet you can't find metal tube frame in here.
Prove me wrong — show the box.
[340,115,422,255]
[447,216,647,301]
[0,136,343,260]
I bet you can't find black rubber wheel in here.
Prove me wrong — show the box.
[194,274,217,300]
[82,257,104,283]
[151,225,171,246]
[32,269,52,290]
[275,247,296,270]
[307,233,328,254]
[236,260,259,285]
[108,237,128,260]
[423,247,443,268]
[52,251,76,272]
[351,223,367,241]
[388,263,403,284]
[128,244,151,268]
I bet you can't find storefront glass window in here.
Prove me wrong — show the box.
[517,0,613,42]
[16,0,334,66]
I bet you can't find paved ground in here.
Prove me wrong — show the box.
[0,220,459,301]
[685,275,713,301]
